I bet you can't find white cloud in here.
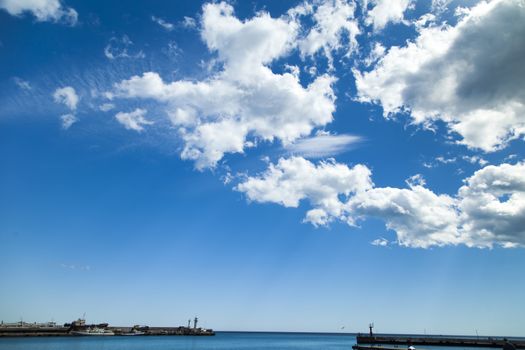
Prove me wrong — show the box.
[431,0,453,13]
[237,157,525,248]
[462,155,488,166]
[110,2,337,169]
[0,0,77,24]
[115,108,153,132]
[371,237,389,246]
[414,13,436,30]
[354,0,525,152]
[60,113,77,129]
[363,42,386,66]
[99,103,115,112]
[504,154,517,162]
[292,0,360,64]
[182,16,197,28]
[405,173,426,187]
[436,156,456,164]
[152,15,174,31]
[61,263,90,271]
[364,0,413,31]
[286,133,362,157]
[13,77,31,90]
[53,86,79,110]
[236,156,373,226]
[348,183,461,248]
[458,162,525,248]
[104,35,145,60]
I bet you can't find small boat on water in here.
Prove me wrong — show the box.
[70,327,115,336]
[121,329,146,336]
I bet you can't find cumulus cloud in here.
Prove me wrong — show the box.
[236,156,373,226]
[292,0,360,64]
[348,183,461,248]
[354,0,525,152]
[60,113,77,129]
[363,0,413,31]
[115,108,153,132]
[0,0,77,24]
[458,162,525,248]
[110,2,337,169]
[286,133,363,157]
[151,15,174,31]
[53,86,79,110]
[237,157,525,248]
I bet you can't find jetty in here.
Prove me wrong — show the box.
[356,335,525,349]
[356,324,525,349]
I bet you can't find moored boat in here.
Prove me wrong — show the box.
[70,327,114,336]
[121,329,146,336]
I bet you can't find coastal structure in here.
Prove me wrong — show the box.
[0,318,214,337]
[356,332,525,349]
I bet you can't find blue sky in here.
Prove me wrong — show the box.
[1,0,525,336]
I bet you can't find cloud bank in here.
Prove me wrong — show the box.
[34,0,523,250]
[354,0,525,152]
[0,0,77,24]
[108,1,362,169]
[237,157,525,248]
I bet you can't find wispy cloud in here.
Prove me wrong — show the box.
[462,155,488,166]
[181,16,196,29]
[13,77,32,90]
[151,15,174,31]
[286,133,363,158]
[115,108,153,132]
[104,35,145,60]
[371,237,390,247]
[99,103,115,112]
[60,263,91,271]
[60,113,77,129]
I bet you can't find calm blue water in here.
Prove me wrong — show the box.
[0,332,518,350]
[0,332,356,350]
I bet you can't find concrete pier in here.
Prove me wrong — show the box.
[356,335,525,349]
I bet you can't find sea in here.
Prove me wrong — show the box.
[0,332,517,350]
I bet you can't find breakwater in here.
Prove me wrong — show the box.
[356,335,525,349]
[0,320,214,337]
